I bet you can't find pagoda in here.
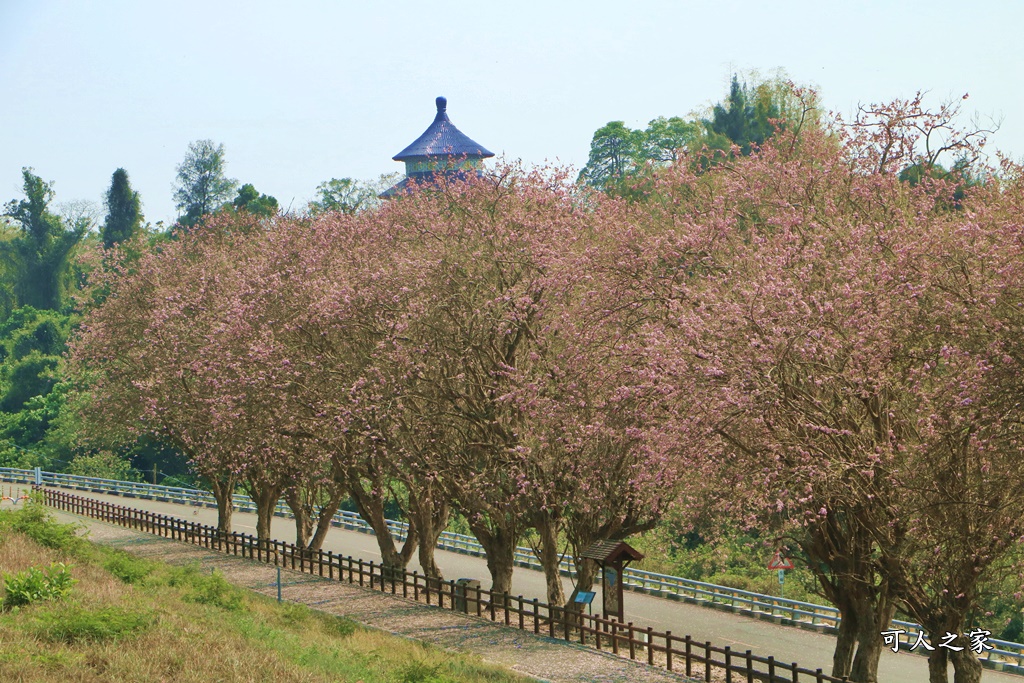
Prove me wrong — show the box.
[381,96,494,198]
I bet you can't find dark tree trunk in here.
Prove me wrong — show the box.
[800,506,904,683]
[574,557,600,593]
[928,647,950,683]
[244,477,282,555]
[252,486,279,546]
[469,518,519,599]
[849,599,896,683]
[408,486,449,581]
[285,487,314,549]
[307,492,343,552]
[831,597,858,678]
[284,485,344,552]
[208,476,235,535]
[950,646,982,683]
[349,482,418,576]
[536,514,566,607]
[918,620,974,683]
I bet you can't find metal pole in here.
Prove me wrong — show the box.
[277,567,282,602]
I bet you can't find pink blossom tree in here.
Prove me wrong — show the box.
[67,218,268,533]
[631,94,1021,683]
[368,168,600,597]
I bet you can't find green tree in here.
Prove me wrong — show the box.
[0,307,70,414]
[703,75,782,156]
[579,73,821,194]
[641,116,702,164]
[308,177,383,216]
[102,168,143,249]
[66,450,140,481]
[578,121,642,189]
[579,118,703,196]
[173,140,237,228]
[229,183,278,217]
[1,169,89,311]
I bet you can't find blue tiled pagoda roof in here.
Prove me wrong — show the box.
[392,97,494,161]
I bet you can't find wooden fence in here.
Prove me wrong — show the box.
[39,487,849,683]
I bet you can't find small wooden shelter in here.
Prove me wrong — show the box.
[581,540,644,622]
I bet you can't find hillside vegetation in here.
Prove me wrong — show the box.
[0,503,533,683]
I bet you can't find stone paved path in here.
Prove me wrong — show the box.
[54,510,703,683]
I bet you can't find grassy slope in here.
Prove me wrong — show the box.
[0,504,533,683]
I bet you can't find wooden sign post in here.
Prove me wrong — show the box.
[581,540,644,623]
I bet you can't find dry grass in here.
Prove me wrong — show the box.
[0,509,537,683]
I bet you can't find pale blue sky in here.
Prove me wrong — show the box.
[2,0,1021,225]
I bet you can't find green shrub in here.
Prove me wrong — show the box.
[2,562,76,610]
[168,565,244,611]
[281,602,310,625]
[103,551,155,584]
[315,612,357,638]
[66,451,142,482]
[0,503,89,556]
[398,661,447,683]
[30,604,153,643]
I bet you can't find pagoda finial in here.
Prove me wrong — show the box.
[436,96,447,112]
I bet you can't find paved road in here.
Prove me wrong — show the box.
[19,486,1020,683]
